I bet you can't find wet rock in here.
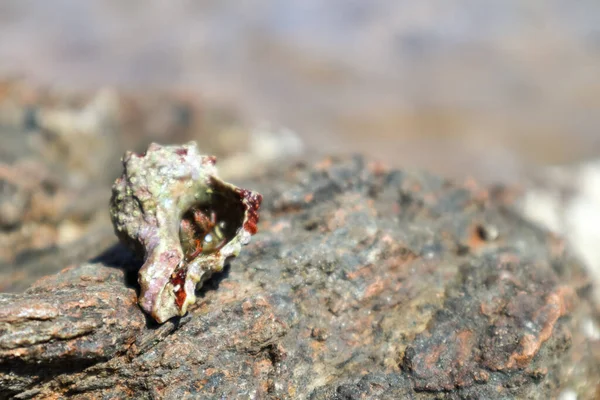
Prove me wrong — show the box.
[1,156,598,399]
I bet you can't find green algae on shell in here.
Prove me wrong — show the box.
[109,142,262,323]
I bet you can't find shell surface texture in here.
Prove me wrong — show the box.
[110,142,262,323]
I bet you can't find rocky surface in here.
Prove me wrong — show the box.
[1,156,599,399]
[0,80,302,292]
[520,160,600,305]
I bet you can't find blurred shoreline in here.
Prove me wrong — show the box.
[1,0,600,183]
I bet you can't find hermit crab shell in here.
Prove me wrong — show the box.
[109,142,261,323]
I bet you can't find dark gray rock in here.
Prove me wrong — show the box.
[1,156,598,399]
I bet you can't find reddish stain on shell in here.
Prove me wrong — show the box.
[238,188,263,235]
[170,268,187,309]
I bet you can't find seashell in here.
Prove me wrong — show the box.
[109,142,262,323]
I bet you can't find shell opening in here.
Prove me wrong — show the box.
[179,192,245,261]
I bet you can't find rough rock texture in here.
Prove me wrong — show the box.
[0,82,123,272]
[520,160,600,304]
[1,156,599,399]
[0,80,303,292]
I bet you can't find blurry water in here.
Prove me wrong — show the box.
[1,0,600,181]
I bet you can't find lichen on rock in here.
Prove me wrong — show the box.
[109,142,262,323]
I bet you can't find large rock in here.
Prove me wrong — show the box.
[1,156,598,399]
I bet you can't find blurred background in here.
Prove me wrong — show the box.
[1,0,600,293]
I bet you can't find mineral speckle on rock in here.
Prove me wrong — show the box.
[109,142,262,323]
[1,156,599,399]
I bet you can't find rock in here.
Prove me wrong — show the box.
[519,159,600,305]
[0,81,305,292]
[1,156,599,399]
[0,81,123,273]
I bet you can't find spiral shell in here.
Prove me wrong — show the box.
[110,142,262,323]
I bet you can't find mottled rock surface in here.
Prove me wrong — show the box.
[0,80,299,292]
[1,156,599,399]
